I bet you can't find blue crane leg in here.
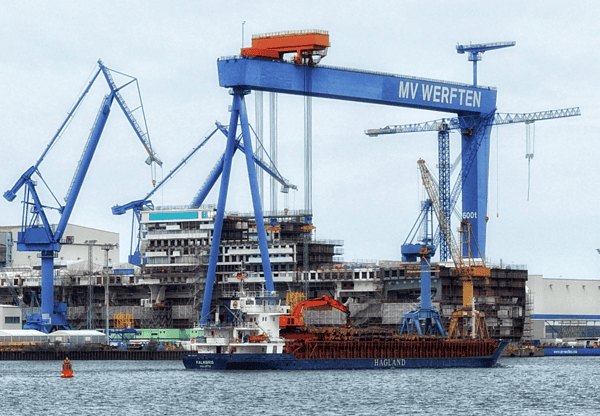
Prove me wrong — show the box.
[238,94,275,293]
[200,94,240,325]
[40,251,55,318]
[55,94,114,241]
[461,123,492,257]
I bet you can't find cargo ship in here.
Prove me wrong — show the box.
[182,289,508,370]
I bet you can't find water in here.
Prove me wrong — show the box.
[1,357,599,415]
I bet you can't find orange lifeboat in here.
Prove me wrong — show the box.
[61,357,74,378]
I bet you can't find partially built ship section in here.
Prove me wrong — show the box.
[1,207,527,341]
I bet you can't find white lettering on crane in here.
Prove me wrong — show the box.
[399,81,481,108]
[441,87,450,104]
[473,91,481,108]
[433,85,441,102]
[450,88,458,104]
[465,90,473,106]
[399,81,419,100]
[421,84,434,101]
[458,89,466,105]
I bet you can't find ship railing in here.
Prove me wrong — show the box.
[219,290,279,300]
[201,320,263,331]
[142,204,216,212]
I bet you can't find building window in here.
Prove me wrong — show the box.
[5,316,20,325]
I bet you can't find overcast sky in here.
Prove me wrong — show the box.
[1,1,598,280]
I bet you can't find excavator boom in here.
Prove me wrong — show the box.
[280,296,349,328]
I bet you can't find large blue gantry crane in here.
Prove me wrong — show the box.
[3,60,162,332]
[200,30,500,325]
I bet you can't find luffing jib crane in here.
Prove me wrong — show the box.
[3,60,162,333]
[418,159,490,340]
[399,199,446,337]
[112,121,296,265]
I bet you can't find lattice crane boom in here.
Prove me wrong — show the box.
[366,107,581,137]
[418,160,462,266]
[419,158,492,340]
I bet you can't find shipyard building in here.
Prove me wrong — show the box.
[526,274,600,343]
[0,206,531,342]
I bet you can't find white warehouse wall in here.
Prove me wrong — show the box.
[528,274,600,316]
[0,224,119,271]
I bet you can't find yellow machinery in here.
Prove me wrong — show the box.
[418,159,490,340]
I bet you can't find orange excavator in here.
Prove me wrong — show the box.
[279,296,350,328]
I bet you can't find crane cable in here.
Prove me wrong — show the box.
[525,121,535,201]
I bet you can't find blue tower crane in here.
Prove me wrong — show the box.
[399,199,446,336]
[456,41,516,86]
[366,107,581,260]
[3,60,162,332]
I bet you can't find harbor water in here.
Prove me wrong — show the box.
[2,357,599,415]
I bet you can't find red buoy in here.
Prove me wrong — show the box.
[61,358,74,378]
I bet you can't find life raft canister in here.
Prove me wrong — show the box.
[61,357,74,378]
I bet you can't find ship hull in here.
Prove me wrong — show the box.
[183,341,508,370]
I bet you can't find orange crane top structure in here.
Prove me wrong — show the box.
[241,30,330,66]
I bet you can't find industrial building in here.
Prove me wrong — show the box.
[526,274,600,342]
[0,305,22,330]
[0,225,119,272]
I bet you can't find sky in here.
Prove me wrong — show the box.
[0,1,598,280]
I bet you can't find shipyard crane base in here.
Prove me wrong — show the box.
[400,202,447,337]
[399,309,446,337]
[447,309,490,340]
